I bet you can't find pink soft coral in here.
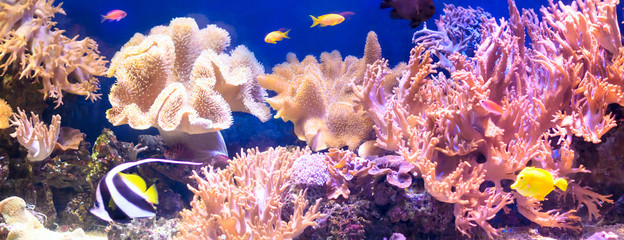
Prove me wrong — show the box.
[353,0,620,238]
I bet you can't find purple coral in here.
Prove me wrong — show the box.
[291,153,330,188]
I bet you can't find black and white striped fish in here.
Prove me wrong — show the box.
[90,158,203,222]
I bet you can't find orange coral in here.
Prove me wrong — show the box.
[54,127,83,151]
[0,98,12,129]
[177,147,323,239]
[258,31,401,151]
[0,0,107,107]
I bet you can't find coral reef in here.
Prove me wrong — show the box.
[353,0,623,237]
[0,0,107,107]
[0,196,87,240]
[258,31,403,151]
[107,217,180,240]
[177,147,323,239]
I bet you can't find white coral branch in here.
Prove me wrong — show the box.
[9,108,61,161]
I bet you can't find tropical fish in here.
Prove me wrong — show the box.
[265,29,291,44]
[479,99,504,115]
[309,12,354,27]
[90,158,202,222]
[380,0,435,28]
[101,10,127,23]
[510,166,568,201]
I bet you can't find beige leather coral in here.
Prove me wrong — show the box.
[258,31,395,151]
[106,18,270,135]
[9,108,61,162]
[0,0,107,107]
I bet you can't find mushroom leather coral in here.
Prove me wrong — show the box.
[258,31,397,151]
[106,18,270,134]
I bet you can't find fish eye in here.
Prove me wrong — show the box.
[94,202,99,207]
[520,177,523,180]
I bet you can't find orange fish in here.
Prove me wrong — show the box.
[479,99,504,115]
[101,10,127,23]
[264,29,290,44]
[309,12,354,27]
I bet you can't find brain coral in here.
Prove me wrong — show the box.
[107,18,270,134]
[258,31,399,151]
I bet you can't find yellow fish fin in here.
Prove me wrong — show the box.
[533,194,546,201]
[310,15,319,27]
[282,29,291,39]
[108,198,116,209]
[554,178,568,191]
[145,184,159,204]
[531,167,553,177]
[119,172,147,192]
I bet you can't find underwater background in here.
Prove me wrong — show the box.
[50,0,576,148]
[2,0,624,239]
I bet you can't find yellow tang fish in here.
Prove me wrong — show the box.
[264,29,291,44]
[309,12,354,27]
[510,166,568,201]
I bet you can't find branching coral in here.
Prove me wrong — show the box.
[9,108,60,161]
[258,31,403,151]
[413,4,493,71]
[353,0,621,238]
[176,147,324,239]
[0,0,108,107]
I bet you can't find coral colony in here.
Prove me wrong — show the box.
[1,0,624,239]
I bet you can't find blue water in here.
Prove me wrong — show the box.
[47,0,582,150]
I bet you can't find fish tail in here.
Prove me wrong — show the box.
[282,29,291,39]
[554,178,568,191]
[101,15,107,23]
[309,15,319,27]
[145,184,158,204]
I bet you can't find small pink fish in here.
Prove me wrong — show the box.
[480,99,504,115]
[101,10,127,23]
